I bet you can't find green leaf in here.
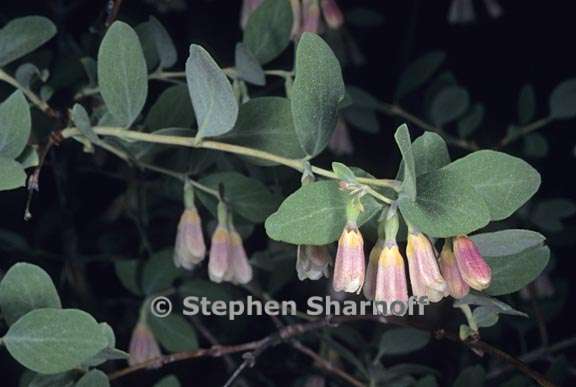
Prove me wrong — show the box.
[291,32,345,157]
[154,375,181,387]
[71,104,99,144]
[458,103,484,138]
[549,78,576,119]
[75,370,110,387]
[442,150,541,221]
[179,279,235,302]
[414,375,439,387]
[332,162,357,183]
[142,250,183,295]
[28,372,76,387]
[0,263,61,325]
[3,308,108,374]
[97,21,148,127]
[0,90,31,159]
[472,306,499,328]
[84,323,128,367]
[377,328,430,357]
[485,246,550,296]
[114,260,141,295]
[185,45,238,138]
[243,0,293,64]
[0,157,26,191]
[221,97,305,165]
[411,131,450,177]
[399,169,491,238]
[148,314,198,353]
[518,84,536,125]
[452,365,485,387]
[148,16,177,69]
[265,180,382,245]
[394,124,417,200]
[145,85,195,131]
[0,16,57,66]
[429,85,470,126]
[396,51,446,99]
[523,133,548,158]
[135,21,159,71]
[531,198,576,233]
[454,293,528,318]
[197,172,280,223]
[235,43,265,86]
[471,229,545,257]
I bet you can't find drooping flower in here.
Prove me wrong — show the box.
[374,241,409,304]
[297,244,332,281]
[439,240,469,299]
[406,231,447,302]
[228,227,253,284]
[363,239,384,299]
[174,207,206,270]
[208,224,233,283]
[128,321,162,368]
[332,221,365,293]
[328,118,354,156]
[320,0,344,30]
[453,235,492,291]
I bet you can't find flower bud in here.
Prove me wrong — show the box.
[321,0,344,29]
[453,235,492,291]
[128,322,162,368]
[208,224,233,283]
[439,240,469,299]
[363,239,383,299]
[301,0,321,34]
[297,244,331,280]
[374,241,408,304]
[174,207,206,270]
[406,231,447,302]
[228,228,253,284]
[332,222,365,293]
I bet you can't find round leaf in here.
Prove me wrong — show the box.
[549,78,576,119]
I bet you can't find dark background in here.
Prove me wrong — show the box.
[1,1,575,386]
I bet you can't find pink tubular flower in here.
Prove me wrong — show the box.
[174,207,206,270]
[208,224,233,283]
[439,240,469,299]
[406,232,447,302]
[453,235,492,291]
[228,228,253,284]
[297,244,331,281]
[328,118,354,156]
[332,221,365,293]
[363,239,383,299]
[320,0,344,29]
[128,322,162,368]
[374,241,408,304]
[301,0,321,35]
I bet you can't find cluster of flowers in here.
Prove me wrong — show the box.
[328,213,492,304]
[173,181,253,284]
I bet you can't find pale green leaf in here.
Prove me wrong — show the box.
[398,169,491,238]
[0,16,57,66]
[71,104,99,143]
[457,103,484,138]
[142,250,183,295]
[549,78,576,119]
[243,0,293,64]
[377,328,430,356]
[471,229,545,257]
[75,370,110,387]
[396,51,446,99]
[148,314,198,353]
[145,85,195,131]
[0,157,26,191]
[394,124,417,200]
[291,33,345,156]
[148,16,177,69]
[185,45,238,138]
[0,90,31,159]
[97,21,148,127]
[265,180,382,245]
[442,150,541,221]
[4,309,108,374]
[154,375,181,387]
[0,263,61,325]
[430,85,470,127]
[235,43,265,86]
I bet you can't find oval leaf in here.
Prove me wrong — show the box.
[145,85,195,131]
[549,78,576,119]
[148,314,198,353]
[0,90,31,159]
[0,16,57,67]
[471,229,545,257]
[97,21,148,127]
[4,308,108,374]
[0,157,26,191]
[291,33,345,157]
[75,370,110,387]
[0,263,61,325]
[430,85,470,127]
[186,45,238,138]
[396,51,446,99]
[442,150,541,221]
[265,180,382,245]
